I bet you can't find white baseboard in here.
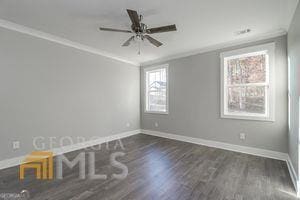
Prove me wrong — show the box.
[286,156,300,196]
[141,129,299,195]
[141,129,288,160]
[0,129,141,170]
[0,128,298,196]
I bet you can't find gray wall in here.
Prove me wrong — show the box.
[288,2,300,178]
[141,35,288,153]
[0,27,140,161]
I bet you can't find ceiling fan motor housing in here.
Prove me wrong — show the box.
[131,22,147,34]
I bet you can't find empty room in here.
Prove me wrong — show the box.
[0,0,300,199]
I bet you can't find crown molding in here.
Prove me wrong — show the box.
[0,18,288,68]
[0,19,139,66]
[287,0,300,31]
[141,29,287,66]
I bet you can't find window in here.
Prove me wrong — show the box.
[144,65,168,114]
[221,43,275,121]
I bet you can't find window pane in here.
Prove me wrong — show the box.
[149,91,166,112]
[146,67,167,112]
[227,86,266,114]
[227,54,266,85]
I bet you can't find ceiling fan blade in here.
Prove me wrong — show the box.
[99,27,132,33]
[146,24,177,34]
[122,36,135,46]
[144,35,163,47]
[127,9,141,29]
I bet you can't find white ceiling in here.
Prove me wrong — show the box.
[0,0,298,65]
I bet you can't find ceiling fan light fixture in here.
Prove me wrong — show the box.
[99,9,177,54]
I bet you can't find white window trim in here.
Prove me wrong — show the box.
[220,43,275,122]
[144,64,169,115]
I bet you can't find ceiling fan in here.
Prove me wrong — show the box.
[99,9,177,54]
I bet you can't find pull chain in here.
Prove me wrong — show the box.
[138,40,141,55]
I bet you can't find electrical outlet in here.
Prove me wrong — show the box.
[13,141,20,150]
[239,133,246,140]
[126,122,131,128]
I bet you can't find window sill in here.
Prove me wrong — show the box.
[221,114,275,122]
[144,111,169,115]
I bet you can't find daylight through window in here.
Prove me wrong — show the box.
[145,65,168,114]
[221,44,275,121]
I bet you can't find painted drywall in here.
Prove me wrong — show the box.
[141,35,288,153]
[288,1,300,179]
[0,27,140,161]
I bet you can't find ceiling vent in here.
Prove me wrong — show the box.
[236,29,251,35]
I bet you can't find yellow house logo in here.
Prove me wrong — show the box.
[20,151,53,180]
[19,149,128,180]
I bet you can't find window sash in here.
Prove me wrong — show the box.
[224,85,269,117]
[226,83,269,87]
[220,43,275,121]
[144,65,169,114]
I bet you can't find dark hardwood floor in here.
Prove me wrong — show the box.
[0,134,297,200]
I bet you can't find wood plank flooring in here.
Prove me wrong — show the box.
[0,134,297,200]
